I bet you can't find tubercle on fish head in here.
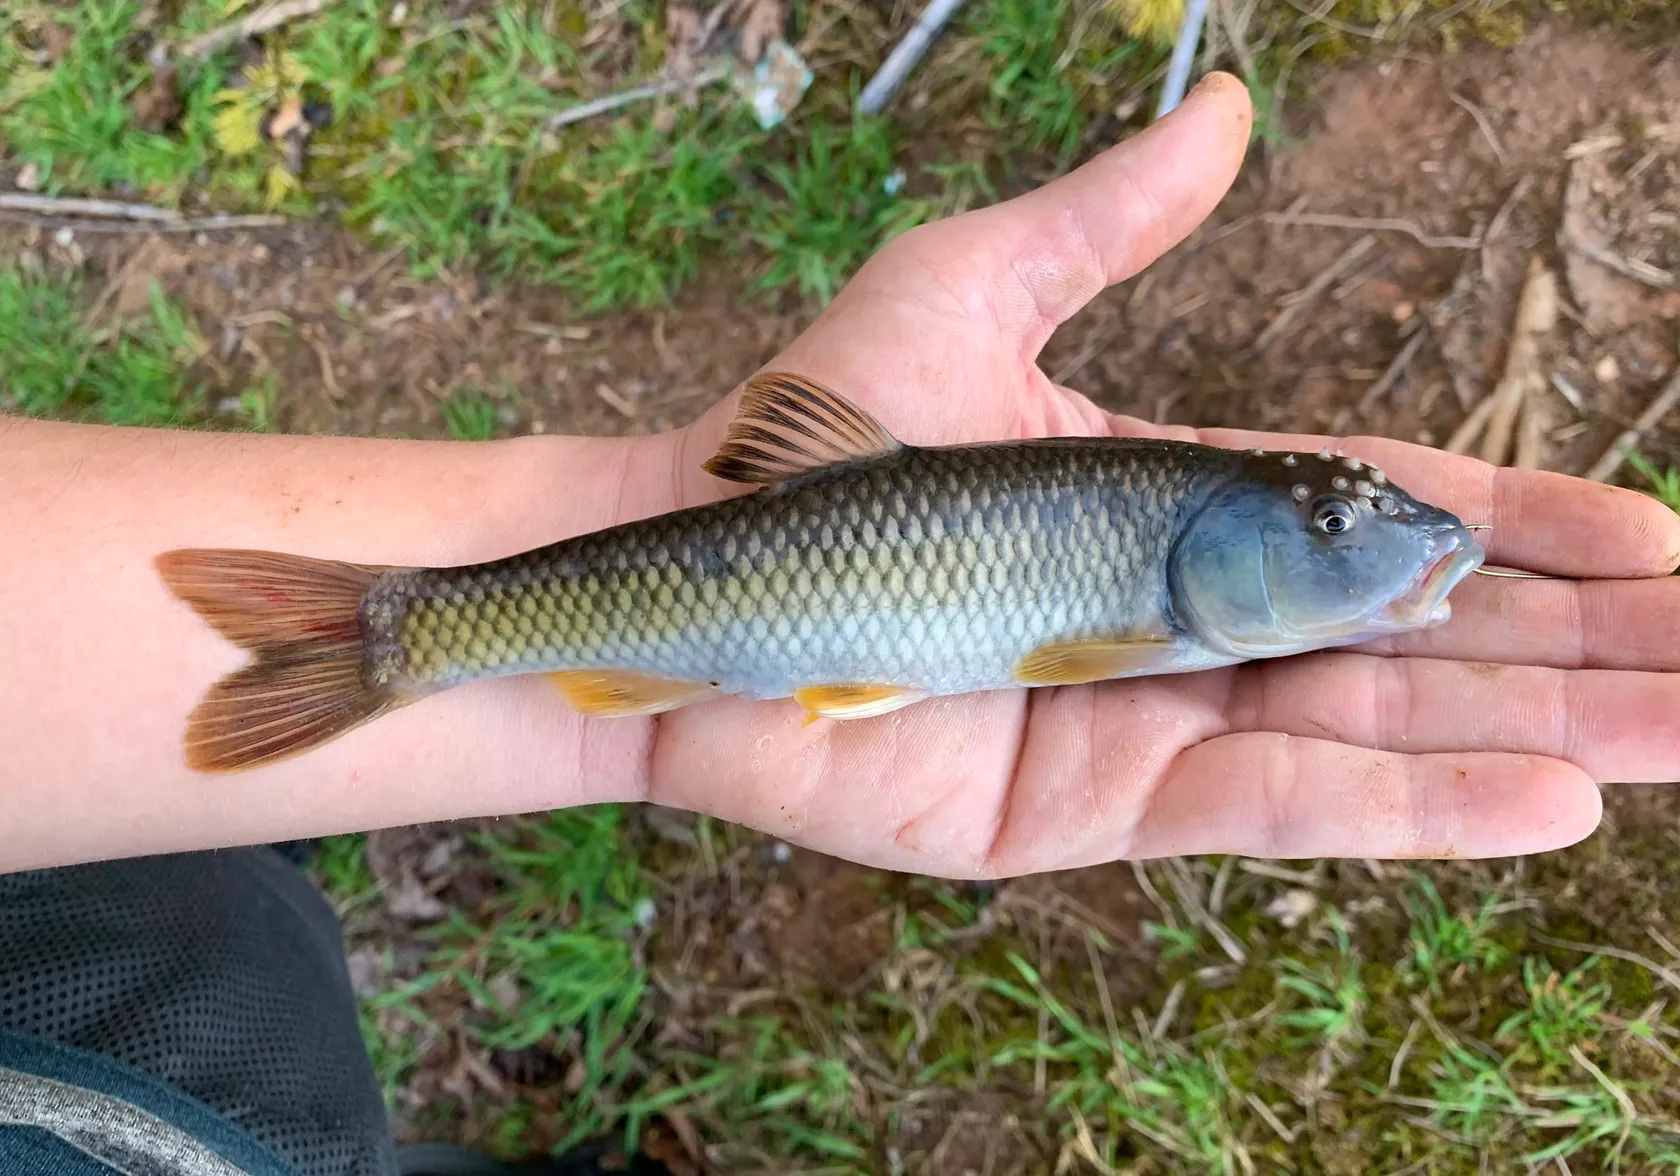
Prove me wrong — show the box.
[1222,443,1430,522]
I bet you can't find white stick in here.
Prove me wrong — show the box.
[1155,0,1211,119]
[857,0,970,117]
[546,66,731,129]
[0,193,180,221]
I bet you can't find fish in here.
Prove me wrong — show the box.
[155,371,1487,773]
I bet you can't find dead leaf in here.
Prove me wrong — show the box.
[760,882,799,922]
[643,804,699,846]
[264,95,307,142]
[418,834,459,878]
[1479,254,1557,467]
[564,1057,589,1094]
[1561,151,1652,332]
[40,21,75,64]
[386,869,448,922]
[663,1110,706,1173]
[457,1040,507,1098]
[1264,889,1319,929]
[346,945,388,997]
[733,0,782,65]
[642,1119,704,1176]
[666,3,702,52]
[130,64,182,133]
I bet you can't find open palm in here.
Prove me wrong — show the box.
[620,73,1680,876]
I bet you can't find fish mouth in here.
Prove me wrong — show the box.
[1377,540,1485,629]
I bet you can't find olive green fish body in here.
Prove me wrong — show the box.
[362,439,1243,704]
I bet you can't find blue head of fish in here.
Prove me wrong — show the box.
[1169,448,1486,660]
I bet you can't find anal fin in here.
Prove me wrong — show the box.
[793,683,925,726]
[546,669,720,717]
[1012,637,1179,686]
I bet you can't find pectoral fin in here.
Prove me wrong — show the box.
[793,683,925,725]
[546,670,720,717]
[1012,637,1179,686]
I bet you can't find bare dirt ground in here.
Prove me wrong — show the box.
[6,16,1679,1170]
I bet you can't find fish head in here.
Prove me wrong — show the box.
[1169,447,1486,659]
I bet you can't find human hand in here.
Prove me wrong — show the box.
[630,72,1680,875]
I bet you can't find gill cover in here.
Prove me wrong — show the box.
[1168,457,1479,660]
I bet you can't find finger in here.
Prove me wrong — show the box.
[1103,415,1680,579]
[1130,734,1601,860]
[1229,654,1680,784]
[1369,574,1680,672]
[930,71,1253,357]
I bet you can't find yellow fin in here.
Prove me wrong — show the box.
[702,372,902,487]
[1013,637,1178,686]
[793,683,924,724]
[545,670,719,717]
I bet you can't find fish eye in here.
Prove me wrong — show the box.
[1311,496,1357,536]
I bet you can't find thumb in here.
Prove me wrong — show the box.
[916,71,1253,358]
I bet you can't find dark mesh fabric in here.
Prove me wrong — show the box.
[0,847,397,1176]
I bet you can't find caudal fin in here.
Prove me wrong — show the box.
[155,548,404,773]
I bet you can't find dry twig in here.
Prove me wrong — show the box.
[1252,233,1377,352]
[1475,254,1558,467]
[1566,237,1677,290]
[547,66,732,129]
[1532,932,1680,993]
[1450,90,1507,167]
[1263,211,1481,250]
[1443,392,1500,455]
[1358,324,1428,415]
[0,193,287,233]
[1583,368,1680,483]
[0,193,179,221]
[179,0,338,59]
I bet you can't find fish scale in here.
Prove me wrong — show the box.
[363,440,1218,700]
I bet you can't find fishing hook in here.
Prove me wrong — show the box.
[1463,524,1563,580]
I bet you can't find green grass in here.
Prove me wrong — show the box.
[0,0,1173,315]
[6,0,1671,318]
[0,259,208,425]
[747,115,937,304]
[0,257,280,427]
[1626,448,1680,513]
[441,387,501,441]
[0,1,226,201]
[1400,873,1510,993]
[316,807,658,1153]
[307,816,1680,1173]
[970,0,1150,166]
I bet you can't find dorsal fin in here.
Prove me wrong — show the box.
[702,371,902,487]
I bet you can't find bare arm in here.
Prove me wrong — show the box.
[0,413,684,870]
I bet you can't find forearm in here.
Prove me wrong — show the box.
[0,413,674,871]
